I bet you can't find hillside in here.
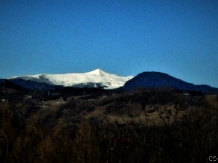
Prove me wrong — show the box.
[123,71,218,94]
[1,87,218,162]
[1,83,218,163]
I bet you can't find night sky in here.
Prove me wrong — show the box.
[1,0,218,87]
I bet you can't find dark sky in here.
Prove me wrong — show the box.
[1,0,218,87]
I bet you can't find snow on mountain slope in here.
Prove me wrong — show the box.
[9,69,134,89]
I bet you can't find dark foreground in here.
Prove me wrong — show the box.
[0,87,218,163]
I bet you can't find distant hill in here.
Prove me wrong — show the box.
[0,79,29,92]
[9,78,59,91]
[0,78,59,91]
[0,79,5,84]
[123,72,218,94]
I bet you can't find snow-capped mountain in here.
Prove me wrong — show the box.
[9,69,134,89]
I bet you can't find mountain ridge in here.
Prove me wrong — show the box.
[9,69,134,89]
[6,70,218,94]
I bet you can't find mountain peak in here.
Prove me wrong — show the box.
[87,69,107,75]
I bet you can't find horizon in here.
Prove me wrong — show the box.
[4,68,218,89]
[1,0,218,87]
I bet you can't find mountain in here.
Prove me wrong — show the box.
[123,71,218,94]
[9,69,134,90]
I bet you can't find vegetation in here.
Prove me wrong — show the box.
[0,88,218,163]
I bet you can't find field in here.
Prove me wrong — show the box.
[0,87,218,163]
